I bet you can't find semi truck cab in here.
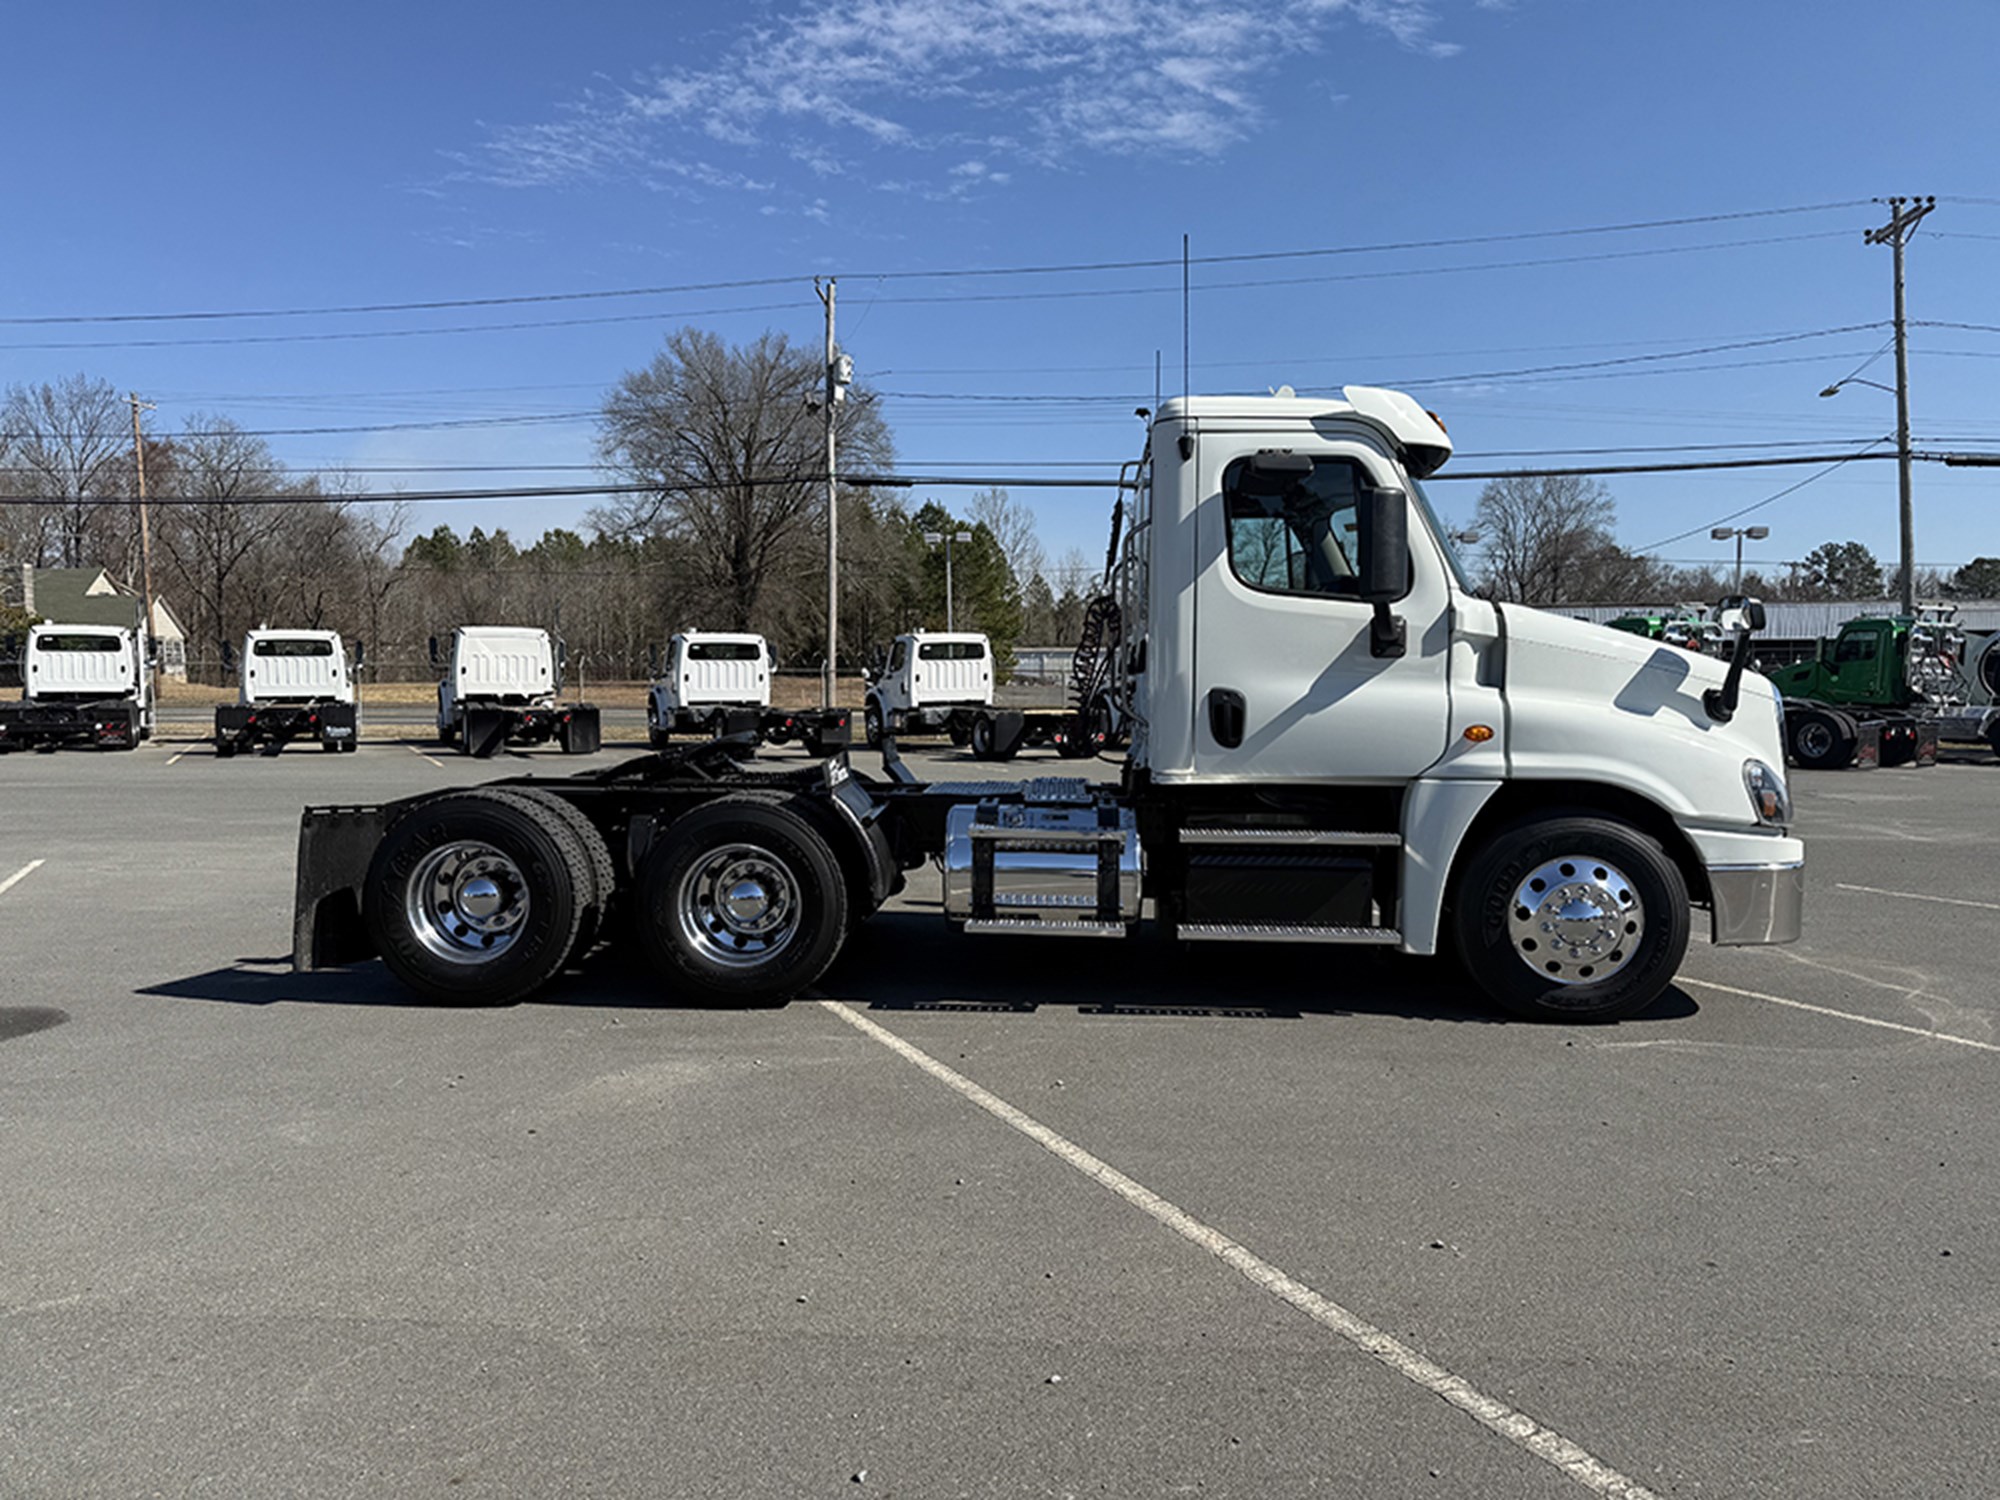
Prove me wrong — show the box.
[215,629,359,756]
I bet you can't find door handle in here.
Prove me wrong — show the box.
[1207,687,1245,749]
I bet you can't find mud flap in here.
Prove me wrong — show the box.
[1852,720,1881,769]
[559,705,602,754]
[987,710,1028,760]
[293,805,387,969]
[318,701,359,748]
[1914,720,1940,767]
[464,706,509,758]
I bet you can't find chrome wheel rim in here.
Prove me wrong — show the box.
[407,840,530,964]
[1795,720,1833,760]
[677,842,800,968]
[1506,855,1644,986]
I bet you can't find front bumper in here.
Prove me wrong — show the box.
[1682,826,1805,946]
[1708,862,1805,945]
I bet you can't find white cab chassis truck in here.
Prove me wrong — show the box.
[432,626,600,758]
[0,622,154,752]
[647,632,852,755]
[215,630,360,756]
[295,387,1803,1023]
[866,630,1108,760]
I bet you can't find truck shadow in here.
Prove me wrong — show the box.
[140,912,1699,1026]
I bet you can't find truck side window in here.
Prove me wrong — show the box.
[889,640,908,672]
[1834,635,1877,664]
[1223,455,1365,598]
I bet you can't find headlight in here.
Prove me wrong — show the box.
[1743,759,1792,827]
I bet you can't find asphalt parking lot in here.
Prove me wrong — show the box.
[2,734,1997,1498]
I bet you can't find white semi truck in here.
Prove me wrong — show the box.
[214,629,360,756]
[647,632,852,754]
[432,626,601,758]
[295,386,1803,1024]
[0,621,155,752]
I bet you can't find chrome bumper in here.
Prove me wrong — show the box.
[1708,862,1805,946]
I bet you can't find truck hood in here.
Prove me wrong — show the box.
[1496,603,1787,826]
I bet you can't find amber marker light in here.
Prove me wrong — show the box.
[1463,724,1494,743]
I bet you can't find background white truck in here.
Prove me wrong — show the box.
[864,630,1103,759]
[645,632,851,754]
[214,629,360,756]
[297,385,1803,1025]
[432,625,600,758]
[0,622,154,752]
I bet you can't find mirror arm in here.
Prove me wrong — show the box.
[1703,638,1751,723]
[1370,603,1407,660]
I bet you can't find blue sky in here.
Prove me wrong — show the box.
[5,0,1998,590]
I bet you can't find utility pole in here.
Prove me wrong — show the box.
[128,393,158,649]
[1865,195,1935,616]
[816,278,838,709]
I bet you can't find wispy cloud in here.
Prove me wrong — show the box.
[461,0,1467,195]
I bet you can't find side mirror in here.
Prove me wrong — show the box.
[427,634,440,667]
[1704,596,1765,723]
[221,640,238,673]
[1356,486,1412,605]
[352,639,366,669]
[1357,486,1411,660]
[1714,596,1766,635]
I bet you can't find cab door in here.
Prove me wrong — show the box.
[1191,432,1452,782]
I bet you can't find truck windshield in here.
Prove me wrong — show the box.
[1409,479,1475,594]
[687,642,760,660]
[253,638,334,657]
[36,635,122,652]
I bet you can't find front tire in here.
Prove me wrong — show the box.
[635,796,848,1006]
[363,789,589,1005]
[1451,814,1690,1023]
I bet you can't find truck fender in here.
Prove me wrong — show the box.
[1398,779,1503,956]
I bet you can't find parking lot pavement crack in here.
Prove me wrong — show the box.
[819,998,1663,1500]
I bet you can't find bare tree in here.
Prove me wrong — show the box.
[1472,474,1649,605]
[154,417,295,672]
[1,375,132,570]
[971,487,1047,593]
[592,327,894,631]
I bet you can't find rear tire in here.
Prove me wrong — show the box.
[363,789,588,1005]
[1451,814,1689,1023]
[863,700,883,749]
[969,713,996,760]
[635,796,848,1006]
[214,740,237,759]
[1788,708,1854,770]
[505,787,618,954]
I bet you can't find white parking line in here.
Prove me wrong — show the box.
[1834,881,2000,913]
[1680,978,2000,1054]
[407,745,445,768]
[166,747,193,765]
[0,860,46,898]
[820,999,1659,1500]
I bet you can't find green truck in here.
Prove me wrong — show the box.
[1604,609,1721,654]
[1769,609,2000,769]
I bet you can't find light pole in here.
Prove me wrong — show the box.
[924,529,973,631]
[1710,526,1769,591]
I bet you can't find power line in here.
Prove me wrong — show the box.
[0,199,1874,327]
[1629,443,1898,550]
[15,448,1994,510]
